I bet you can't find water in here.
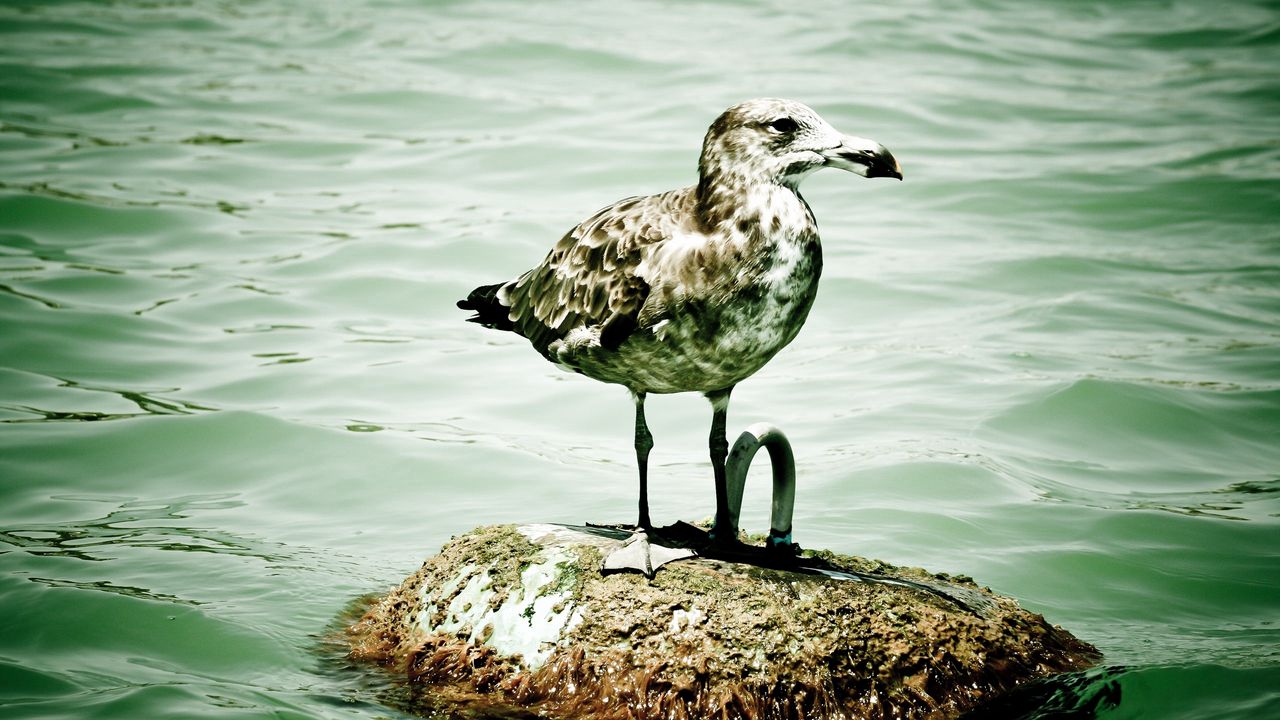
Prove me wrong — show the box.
[1,0,1277,717]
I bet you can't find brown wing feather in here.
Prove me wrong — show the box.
[502,188,694,358]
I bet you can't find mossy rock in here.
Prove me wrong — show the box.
[348,524,1098,719]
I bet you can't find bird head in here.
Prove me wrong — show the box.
[698,98,902,190]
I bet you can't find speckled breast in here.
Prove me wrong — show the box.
[577,238,822,394]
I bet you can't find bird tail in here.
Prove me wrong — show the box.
[456,282,515,331]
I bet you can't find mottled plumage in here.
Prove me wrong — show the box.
[459,98,901,543]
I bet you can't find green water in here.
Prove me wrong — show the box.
[1,0,1278,718]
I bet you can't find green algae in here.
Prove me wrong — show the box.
[349,525,1098,720]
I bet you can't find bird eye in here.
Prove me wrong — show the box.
[768,117,798,133]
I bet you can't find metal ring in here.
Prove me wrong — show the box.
[722,422,796,544]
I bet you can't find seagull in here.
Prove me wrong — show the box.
[458,98,901,568]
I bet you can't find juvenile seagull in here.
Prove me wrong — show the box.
[458,98,901,558]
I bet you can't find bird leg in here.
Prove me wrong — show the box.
[602,390,701,578]
[633,391,654,530]
[706,386,736,545]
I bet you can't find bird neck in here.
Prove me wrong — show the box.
[695,170,814,239]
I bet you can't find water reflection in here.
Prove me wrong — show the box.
[0,378,218,424]
[28,576,202,606]
[0,282,62,309]
[1013,465,1279,522]
[960,666,1124,719]
[0,493,258,563]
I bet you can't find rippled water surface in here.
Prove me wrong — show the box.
[2,1,1278,718]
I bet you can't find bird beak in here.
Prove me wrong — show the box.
[821,135,903,180]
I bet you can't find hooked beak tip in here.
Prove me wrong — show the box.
[867,150,903,181]
[823,140,903,181]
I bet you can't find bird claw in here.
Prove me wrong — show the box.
[601,530,696,578]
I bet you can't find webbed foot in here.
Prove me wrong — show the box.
[601,530,696,578]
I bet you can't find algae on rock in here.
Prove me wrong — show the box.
[348,524,1098,720]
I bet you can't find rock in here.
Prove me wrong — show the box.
[347,523,1099,719]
